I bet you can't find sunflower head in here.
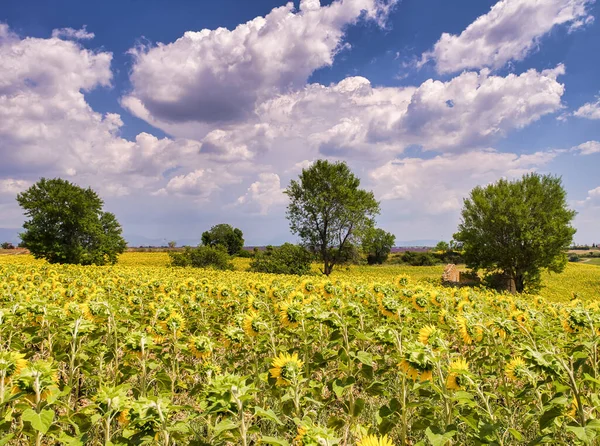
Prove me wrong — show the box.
[0,351,27,381]
[357,434,395,446]
[243,311,263,337]
[269,352,303,387]
[188,335,214,359]
[278,300,302,328]
[418,324,445,349]
[505,356,528,381]
[446,357,469,390]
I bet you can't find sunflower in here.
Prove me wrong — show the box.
[12,360,58,403]
[162,312,186,334]
[269,352,303,387]
[188,335,213,359]
[243,311,262,337]
[398,347,434,382]
[357,434,395,446]
[378,294,402,318]
[278,300,302,328]
[505,356,527,381]
[410,293,427,312]
[117,408,130,426]
[457,317,483,345]
[124,331,153,357]
[223,325,245,347]
[394,274,410,287]
[0,351,27,386]
[418,325,442,346]
[300,279,317,295]
[446,358,469,390]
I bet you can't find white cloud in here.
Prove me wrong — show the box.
[420,0,594,73]
[369,148,560,214]
[154,168,240,200]
[577,186,600,207]
[51,26,95,40]
[571,141,600,155]
[574,99,600,120]
[122,0,397,127]
[0,179,31,195]
[237,173,287,214]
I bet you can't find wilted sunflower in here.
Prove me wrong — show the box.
[446,358,469,390]
[398,346,434,382]
[269,352,303,387]
[357,434,395,446]
[163,312,186,334]
[505,356,527,381]
[188,335,213,359]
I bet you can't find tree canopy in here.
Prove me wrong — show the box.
[453,173,576,292]
[17,178,127,265]
[201,224,244,255]
[285,160,380,275]
[362,228,396,265]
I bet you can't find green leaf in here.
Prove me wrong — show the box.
[213,418,238,437]
[566,425,597,442]
[508,428,523,441]
[425,427,456,446]
[539,407,563,431]
[355,351,373,366]
[0,434,14,446]
[22,409,55,434]
[254,407,284,426]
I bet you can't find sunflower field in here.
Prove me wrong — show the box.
[0,256,600,445]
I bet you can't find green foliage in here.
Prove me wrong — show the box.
[237,249,254,258]
[362,228,396,265]
[400,251,440,266]
[201,224,245,255]
[249,243,313,275]
[434,241,450,252]
[454,173,576,292]
[168,245,233,270]
[285,160,380,275]
[16,178,127,265]
[0,242,14,250]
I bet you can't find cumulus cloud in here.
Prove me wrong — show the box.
[154,168,240,200]
[237,173,287,214]
[571,141,600,155]
[0,179,31,195]
[51,26,95,40]
[122,0,397,127]
[420,0,594,73]
[577,186,600,207]
[573,99,600,120]
[369,149,560,214]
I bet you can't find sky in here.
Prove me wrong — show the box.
[0,0,599,246]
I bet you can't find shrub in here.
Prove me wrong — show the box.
[1,242,15,250]
[249,243,313,275]
[568,254,581,262]
[237,249,255,258]
[169,245,233,270]
[401,251,440,266]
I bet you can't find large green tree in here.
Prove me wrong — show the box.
[453,173,576,292]
[201,224,244,255]
[17,178,127,265]
[362,228,396,265]
[285,160,380,275]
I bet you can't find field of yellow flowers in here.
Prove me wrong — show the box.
[0,253,599,445]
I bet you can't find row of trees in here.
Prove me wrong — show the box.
[15,161,576,292]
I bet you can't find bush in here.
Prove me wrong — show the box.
[249,243,313,275]
[1,242,15,250]
[401,251,440,266]
[169,245,233,270]
[237,249,255,258]
[568,254,581,262]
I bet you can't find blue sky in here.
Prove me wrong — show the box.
[0,0,599,246]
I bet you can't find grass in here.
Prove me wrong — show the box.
[582,257,600,266]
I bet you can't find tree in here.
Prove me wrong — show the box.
[249,243,313,275]
[434,241,450,252]
[169,245,233,270]
[201,224,244,255]
[362,228,396,265]
[17,178,127,265]
[1,242,14,250]
[168,241,177,249]
[285,160,380,275]
[453,173,576,293]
